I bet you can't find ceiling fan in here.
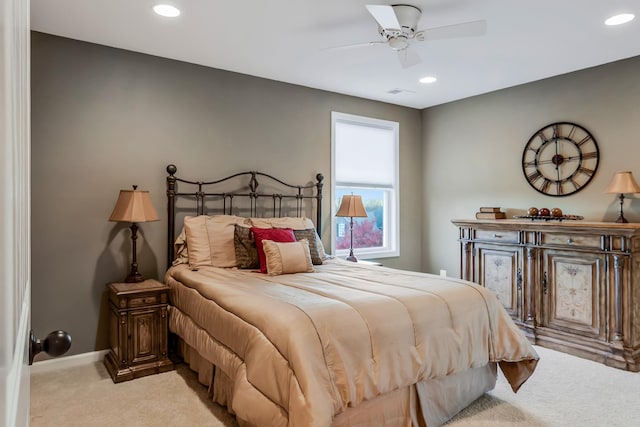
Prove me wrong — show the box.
[337,4,487,68]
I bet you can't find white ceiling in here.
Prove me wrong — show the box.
[30,0,640,109]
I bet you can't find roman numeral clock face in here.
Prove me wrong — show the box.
[522,122,599,196]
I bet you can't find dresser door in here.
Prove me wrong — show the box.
[541,250,606,340]
[474,243,522,320]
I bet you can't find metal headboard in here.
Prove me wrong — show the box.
[165,164,324,268]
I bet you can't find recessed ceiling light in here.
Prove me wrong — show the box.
[153,4,181,18]
[605,13,635,26]
[419,76,437,84]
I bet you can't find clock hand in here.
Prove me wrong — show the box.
[561,155,583,162]
[532,155,582,166]
[529,154,582,166]
[555,139,561,181]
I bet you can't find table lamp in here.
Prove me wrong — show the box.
[336,194,368,262]
[605,171,640,223]
[109,185,159,282]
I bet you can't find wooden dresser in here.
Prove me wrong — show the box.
[452,219,640,371]
[104,279,174,383]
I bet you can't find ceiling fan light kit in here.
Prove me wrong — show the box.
[359,4,487,68]
[368,4,421,49]
[388,35,409,51]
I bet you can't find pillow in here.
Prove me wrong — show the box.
[250,227,296,274]
[262,239,314,276]
[249,216,312,230]
[172,227,189,266]
[234,225,260,269]
[184,215,251,269]
[293,229,324,265]
[250,216,329,261]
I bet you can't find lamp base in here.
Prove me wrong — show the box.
[125,222,145,283]
[125,272,145,283]
[615,193,629,223]
[615,215,628,224]
[345,255,358,262]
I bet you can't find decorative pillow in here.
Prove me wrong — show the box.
[184,215,251,269]
[262,239,314,276]
[250,227,296,274]
[234,225,259,269]
[250,217,328,261]
[293,229,324,265]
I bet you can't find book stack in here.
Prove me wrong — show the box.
[475,207,506,219]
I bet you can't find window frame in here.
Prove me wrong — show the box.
[330,111,400,259]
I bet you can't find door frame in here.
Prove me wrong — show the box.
[1,0,31,424]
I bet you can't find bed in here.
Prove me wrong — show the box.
[163,164,539,427]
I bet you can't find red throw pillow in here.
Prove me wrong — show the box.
[250,227,296,273]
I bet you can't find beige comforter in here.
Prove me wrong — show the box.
[166,259,538,426]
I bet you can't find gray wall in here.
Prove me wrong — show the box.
[422,55,640,277]
[33,30,640,358]
[31,32,423,356]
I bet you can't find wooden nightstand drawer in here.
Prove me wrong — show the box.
[129,295,160,308]
[108,280,168,309]
[104,279,173,383]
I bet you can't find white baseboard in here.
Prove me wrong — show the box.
[31,350,110,374]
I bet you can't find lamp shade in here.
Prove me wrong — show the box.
[605,171,640,194]
[336,195,368,218]
[109,186,159,223]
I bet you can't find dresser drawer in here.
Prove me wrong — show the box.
[475,229,520,243]
[109,281,169,309]
[540,233,601,249]
[128,294,161,308]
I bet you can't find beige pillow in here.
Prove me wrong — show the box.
[249,216,314,230]
[184,215,251,268]
[262,239,314,276]
[172,227,189,266]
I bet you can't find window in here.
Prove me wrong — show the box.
[331,112,399,259]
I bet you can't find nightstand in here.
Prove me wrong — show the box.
[104,279,174,383]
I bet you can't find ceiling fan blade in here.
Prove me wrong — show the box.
[397,48,421,69]
[323,40,387,51]
[419,19,487,41]
[366,5,401,30]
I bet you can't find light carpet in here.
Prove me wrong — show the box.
[31,346,640,426]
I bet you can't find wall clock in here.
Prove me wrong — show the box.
[522,122,599,197]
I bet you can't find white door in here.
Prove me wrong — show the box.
[1,0,31,425]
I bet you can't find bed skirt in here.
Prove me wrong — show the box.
[171,306,497,427]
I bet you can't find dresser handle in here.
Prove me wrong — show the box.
[567,238,574,244]
[542,272,548,295]
[493,234,501,238]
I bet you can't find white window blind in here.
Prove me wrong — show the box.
[334,122,396,186]
[331,112,399,259]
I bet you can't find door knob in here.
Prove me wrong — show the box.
[29,330,72,365]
